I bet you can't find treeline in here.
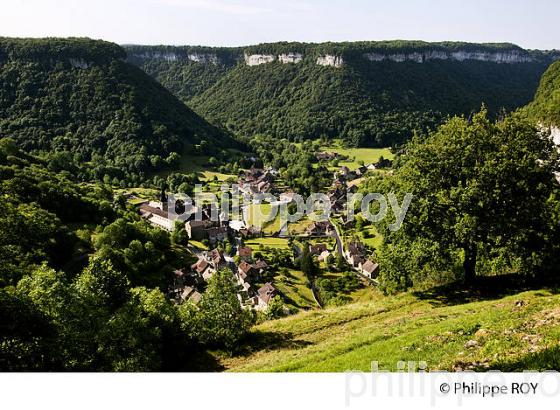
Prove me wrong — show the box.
[0,37,125,62]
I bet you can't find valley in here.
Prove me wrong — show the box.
[1,37,560,373]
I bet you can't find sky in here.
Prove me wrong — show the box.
[1,0,559,49]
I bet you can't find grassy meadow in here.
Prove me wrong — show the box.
[320,142,394,171]
[222,285,560,372]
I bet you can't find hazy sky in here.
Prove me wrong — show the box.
[1,0,559,49]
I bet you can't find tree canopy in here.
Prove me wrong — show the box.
[369,109,560,292]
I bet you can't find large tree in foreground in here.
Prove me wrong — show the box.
[376,109,560,291]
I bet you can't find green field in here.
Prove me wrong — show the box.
[200,171,236,182]
[222,287,560,372]
[275,269,318,311]
[246,203,282,234]
[245,237,290,250]
[321,142,394,171]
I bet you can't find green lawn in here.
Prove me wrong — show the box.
[287,217,313,235]
[200,171,236,182]
[245,237,290,250]
[189,240,207,250]
[321,142,394,171]
[223,288,560,372]
[246,203,282,235]
[360,225,383,249]
[275,269,318,311]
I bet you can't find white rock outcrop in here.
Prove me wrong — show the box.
[138,51,179,62]
[278,53,303,64]
[363,50,533,64]
[316,55,344,67]
[187,53,219,64]
[245,54,275,66]
[551,127,560,146]
[69,58,91,69]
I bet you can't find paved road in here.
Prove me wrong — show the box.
[329,219,344,257]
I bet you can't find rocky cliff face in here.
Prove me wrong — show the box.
[364,49,534,64]
[278,53,303,64]
[244,53,275,66]
[316,55,344,67]
[132,50,221,64]
[68,58,92,69]
[126,42,558,70]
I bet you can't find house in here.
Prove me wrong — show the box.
[360,260,379,279]
[207,249,225,269]
[180,286,195,301]
[238,167,277,195]
[256,282,278,310]
[306,221,332,236]
[189,291,202,304]
[317,250,331,263]
[345,241,366,267]
[316,151,338,161]
[309,243,328,255]
[229,219,247,232]
[237,246,253,260]
[173,269,187,287]
[206,226,227,244]
[354,166,368,176]
[180,286,202,304]
[237,261,253,284]
[339,166,351,177]
[252,259,268,274]
[340,215,355,229]
[174,267,203,288]
[191,259,216,281]
[138,203,176,231]
[185,220,211,240]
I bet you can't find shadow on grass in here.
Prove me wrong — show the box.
[181,349,226,372]
[489,346,560,371]
[413,274,560,307]
[233,330,312,357]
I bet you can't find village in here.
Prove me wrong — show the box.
[124,149,391,314]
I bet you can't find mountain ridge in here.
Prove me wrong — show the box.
[0,37,236,182]
[126,41,559,146]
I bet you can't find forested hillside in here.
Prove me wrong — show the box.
[0,138,254,371]
[526,60,560,126]
[0,38,236,183]
[127,41,558,146]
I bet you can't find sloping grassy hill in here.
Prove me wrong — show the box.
[223,286,560,372]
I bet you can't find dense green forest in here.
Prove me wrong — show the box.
[0,138,253,370]
[526,60,560,126]
[127,41,558,146]
[0,38,237,183]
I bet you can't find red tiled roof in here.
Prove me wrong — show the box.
[238,261,252,275]
[362,260,379,274]
[258,282,277,304]
[238,246,253,257]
